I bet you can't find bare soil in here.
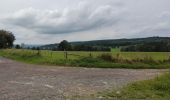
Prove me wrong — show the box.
[0,57,168,100]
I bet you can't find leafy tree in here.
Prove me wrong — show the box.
[58,40,72,51]
[0,30,15,49]
[15,44,21,49]
[31,47,36,50]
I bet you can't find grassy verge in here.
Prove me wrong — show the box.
[0,49,170,69]
[98,73,170,100]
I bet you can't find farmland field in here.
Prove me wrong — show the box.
[0,49,170,69]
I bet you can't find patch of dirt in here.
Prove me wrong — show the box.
[0,57,168,100]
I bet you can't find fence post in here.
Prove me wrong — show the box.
[51,51,52,58]
[64,49,68,59]
[89,52,92,58]
[37,49,40,56]
[66,51,68,59]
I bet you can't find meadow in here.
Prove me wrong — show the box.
[1,49,170,100]
[0,49,170,69]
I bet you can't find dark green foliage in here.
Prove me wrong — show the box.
[42,40,111,51]
[31,47,40,50]
[0,30,15,49]
[121,41,170,52]
[98,53,113,62]
[15,44,21,49]
[41,37,170,52]
[73,45,111,51]
[58,40,72,51]
[70,37,170,47]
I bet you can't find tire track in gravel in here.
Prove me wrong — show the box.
[0,57,168,100]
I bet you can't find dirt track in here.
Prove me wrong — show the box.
[0,57,168,100]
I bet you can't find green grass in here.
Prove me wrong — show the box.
[1,49,170,100]
[111,52,170,61]
[98,73,170,100]
[0,49,170,69]
[111,48,120,52]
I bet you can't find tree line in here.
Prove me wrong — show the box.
[1,29,170,52]
[40,37,170,51]
[69,37,170,48]
[121,41,170,52]
[41,40,111,52]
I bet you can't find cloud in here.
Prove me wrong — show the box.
[2,3,125,34]
[142,11,170,36]
[159,11,170,22]
[127,13,170,38]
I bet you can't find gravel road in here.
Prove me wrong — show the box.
[0,57,168,100]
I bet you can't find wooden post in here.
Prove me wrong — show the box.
[51,51,52,58]
[64,49,68,59]
[37,49,40,55]
[66,51,68,59]
[89,52,92,58]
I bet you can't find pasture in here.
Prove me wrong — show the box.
[0,49,170,69]
[0,49,170,99]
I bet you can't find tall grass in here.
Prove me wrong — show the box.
[1,49,170,69]
[99,53,170,65]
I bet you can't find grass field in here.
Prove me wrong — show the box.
[1,49,170,100]
[98,73,170,100]
[111,48,120,52]
[0,49,170,69]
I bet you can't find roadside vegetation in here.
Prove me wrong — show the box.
[1,49,170,69]
[98,73,170,100]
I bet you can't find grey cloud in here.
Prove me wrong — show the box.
[1,0,170,44]
[3,3,125,34]
[129,19,170,38]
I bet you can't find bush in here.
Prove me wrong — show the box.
[98,53,113,62]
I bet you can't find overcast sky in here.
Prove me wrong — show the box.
[0,0,170,44]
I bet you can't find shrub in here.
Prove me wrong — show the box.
[98,53,113,62]
[142,56,157,64]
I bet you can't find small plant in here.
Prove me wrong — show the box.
[89,53,93,58]
[98,53,113,62]
[112,53,124,63]
[169,55,170,62]
[142,56,157,64]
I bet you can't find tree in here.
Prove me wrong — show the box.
[58,40,72,51]
[15,44,21,49]
[0,30,15,49]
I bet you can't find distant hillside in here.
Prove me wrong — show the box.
[40,43,58,50]
[14,44,42,49]
[40,37,170,49]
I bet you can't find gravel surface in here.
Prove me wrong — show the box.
[0,57,168,100]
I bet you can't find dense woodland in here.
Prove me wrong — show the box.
[121,41,170,52]
[41,40,111,51]
[40,37,170,52]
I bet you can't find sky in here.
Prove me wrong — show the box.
[0,0,170,44]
